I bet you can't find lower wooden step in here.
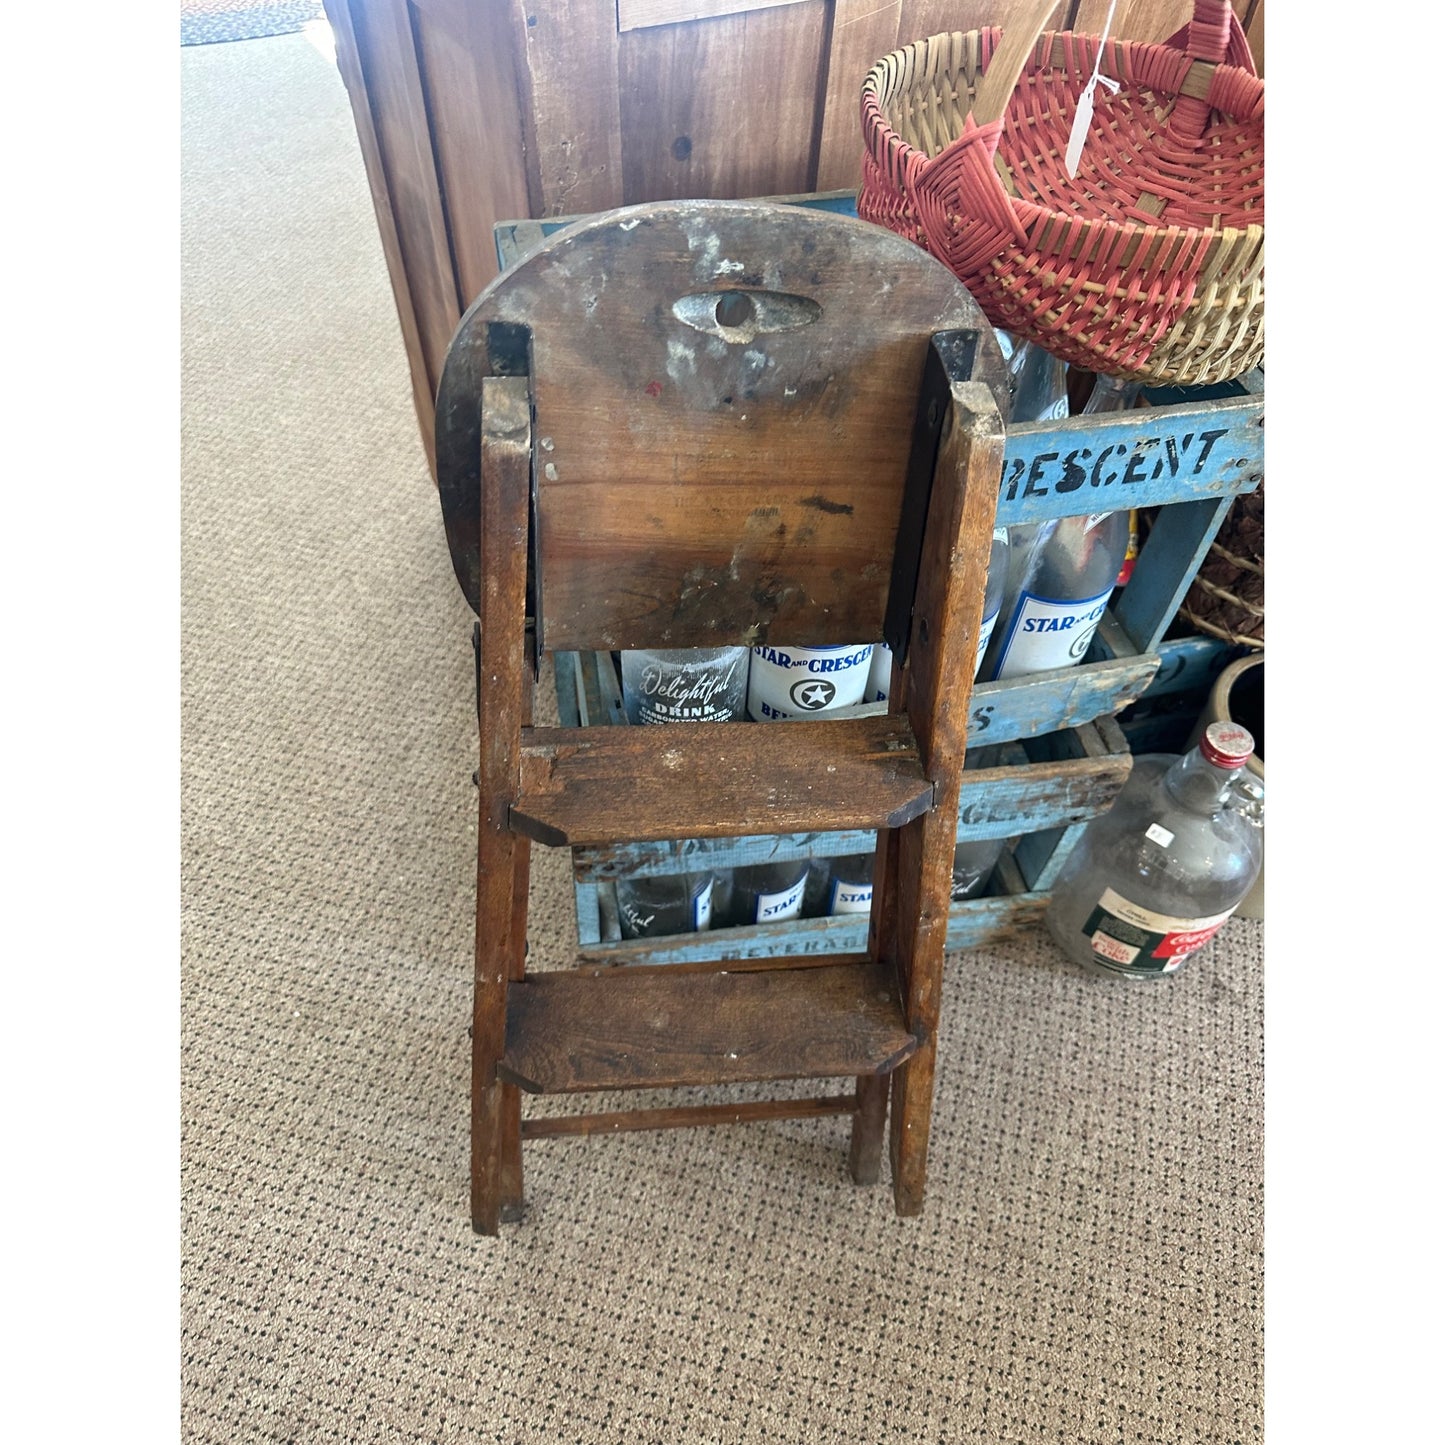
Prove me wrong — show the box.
[498,960,918,1094]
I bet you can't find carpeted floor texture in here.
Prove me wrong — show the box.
[180,29,1264,1445]
[181,0,323,46]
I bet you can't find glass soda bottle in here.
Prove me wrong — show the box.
[980,368,1139,682]
[615,649,746,938]
[975,526,1010,676]
[619,646,749,724]
[824,854,875,915]
[615,871,713,940]
[715,857,810,928]
[867,525,1009,701]
[950,745,1008,899]
[1044,721,1264,980]
[1006,336,1070,428]
[951,837,1005,901]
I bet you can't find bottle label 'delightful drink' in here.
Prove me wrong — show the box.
[620,647,748,724]
[637,665,733,715]
[1077,888,1236,975]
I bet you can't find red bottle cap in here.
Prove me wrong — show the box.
[1200,720,1255,768]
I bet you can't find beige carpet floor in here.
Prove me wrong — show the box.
[180,28,1264,1444]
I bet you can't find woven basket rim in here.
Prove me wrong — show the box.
[860,26,1265,223]
[860,24,1266,118]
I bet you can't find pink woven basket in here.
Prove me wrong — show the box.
[858,0,1264,387]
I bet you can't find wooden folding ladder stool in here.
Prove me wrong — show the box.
[433,200,1010,1234]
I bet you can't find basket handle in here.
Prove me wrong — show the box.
[970,0,1251,128]
[970,0,1061,128]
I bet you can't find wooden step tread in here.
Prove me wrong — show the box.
[498,961,918,1095]
[512,717,933,846]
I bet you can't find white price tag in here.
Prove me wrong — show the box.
[1064,2,1122,179]
[1145,823,1175,848]
[1063,86,1097,179]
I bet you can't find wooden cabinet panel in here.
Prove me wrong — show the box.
[325,0,1264,473]
[617,1,828,202]
[411,0,532,308]
[618,0,809,29]
[325,0,460,474]
[512,2,625,217]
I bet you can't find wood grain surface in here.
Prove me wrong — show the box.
[512,715,935,847]
[439,200,1007,642]
[498,961,918,1094]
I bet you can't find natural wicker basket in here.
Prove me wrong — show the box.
[1144,483,1263,650]
[859,0,1264,387]
[1176,484,1264,648]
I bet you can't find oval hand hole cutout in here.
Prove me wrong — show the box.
[672,288,822,344]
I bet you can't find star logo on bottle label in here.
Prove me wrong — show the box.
[789,678,836,710]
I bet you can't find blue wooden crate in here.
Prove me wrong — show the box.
[552,671,1136,966]
[491,195,1262,965]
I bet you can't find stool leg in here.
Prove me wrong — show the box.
[848,1074,889,1184]
[471,1070,506,1235]
[889,1044,939,1215]
[497,1083,524,1222]
[885,811,952,1217]
[497,845,531,1222]
[471,826,530,1235]
[852,827,902,1185]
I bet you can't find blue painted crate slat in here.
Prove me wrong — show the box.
[994,395,1261,529]
[574,890,1049,968]
[964,652,1158,746]
[573,880,603,947]
[1107,495,1240,656]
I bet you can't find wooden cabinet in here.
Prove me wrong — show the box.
[322,0,1263,473]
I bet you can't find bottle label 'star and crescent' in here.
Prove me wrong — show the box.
[827,878,873,915]
[989,587,1112,679]
[750,876,806,924]
[748,644,873,720]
